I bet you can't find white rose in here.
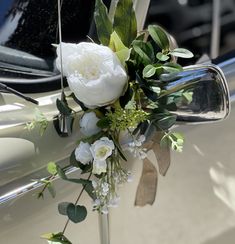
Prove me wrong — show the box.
[80,111,101,136]
[90,137,115,174]
[90,137,115,161]
[75,142,93,165]
[56,42,127,107]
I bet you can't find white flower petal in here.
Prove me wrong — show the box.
[75,142,93,165]
[92,160,107,175]
[80,112,101,136]
[90,137,115,161]
[56,42,128,107]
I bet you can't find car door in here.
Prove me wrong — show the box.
[0,1,234,244]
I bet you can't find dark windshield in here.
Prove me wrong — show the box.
[0,0,96,80]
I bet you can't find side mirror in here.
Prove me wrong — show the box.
[163,64,230,123]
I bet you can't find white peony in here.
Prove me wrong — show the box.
[75,142,93,165]
[90,137,115,174]
[80,111,101,136]
[56,42,128,107]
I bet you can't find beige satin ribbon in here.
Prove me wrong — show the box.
[135,132,171,206]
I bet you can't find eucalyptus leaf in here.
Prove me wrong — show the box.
[58,202,72,216]
[170,48,194,58]
[161,132,184,152]
[148,25,170,50]
[113,0,137,47]
[94,0,113,45]
[58,202,87,223]
[67,204,87,223]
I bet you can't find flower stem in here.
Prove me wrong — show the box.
[62,173,92,235]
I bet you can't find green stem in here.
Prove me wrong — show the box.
[62,172,92,235]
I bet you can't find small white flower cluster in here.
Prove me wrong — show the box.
[127,135,147,159]
[91,167,131,213]
[75,137,114,175]
[92,179,120,214]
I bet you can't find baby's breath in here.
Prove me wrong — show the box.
[107,108,149,131]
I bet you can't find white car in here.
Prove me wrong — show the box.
[0,0,234,244]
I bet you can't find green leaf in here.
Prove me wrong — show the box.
[162,62,183,73]
[161,132,184,152]
[170,48,194,58]
[56,165,91,185]
[96,117,110,129]
[84,183,96,200]
[109,31,126,51]
[77,131,104,145]
[41,232,72,244]
[132,41,154,65]
[171,132,184,143]
[68,204,87,223]
[148,25,170,50]
[47,183,56,198]
[159,72,179,82]
[156,52,169,61]
[109,31,130,65]
[143,65,156,78]
[135,72,158,102]
[94,0,113,45]
[58,202,87,223]
[56,99,71,116]
[113,0,137,47]
[58,202,72,216]
[47,162,57,175]
[111,135,127,161]
[155,115,177,130]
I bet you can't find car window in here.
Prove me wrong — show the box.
[0,0,97,81]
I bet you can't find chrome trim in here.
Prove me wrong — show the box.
[184,63,231,120]
[0,166,78,205]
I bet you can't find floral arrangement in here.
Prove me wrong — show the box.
[39,0,193,243]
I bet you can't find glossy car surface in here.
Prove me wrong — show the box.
[1,0,235,244]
